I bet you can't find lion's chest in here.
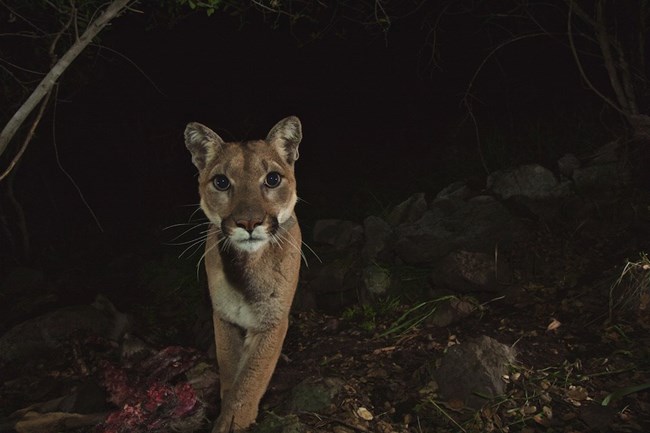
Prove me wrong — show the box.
[211,281,260,329]
[207,258,285,332]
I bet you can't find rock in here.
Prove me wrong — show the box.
[307,260,350,294]
[288,377,344,413]
[250,413,306,433]
[313,219,363,250]
[0,295,130,365]
[386,193,427,226]
[487,164,561,200]
[557,153,581,178]
[362,265,391,296]
[306,257,360,312]
[487,164,574,219]
[434,181,473,201]
[393,209,451,264]
[429,250,512,293]
[425,297,479,327]
[573,162,630,194]
[361,215,392,263]
[394,195,524,264]
[434,336,516,409]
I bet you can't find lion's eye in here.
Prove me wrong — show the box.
[212,175,231,191]
[264,172,282,188]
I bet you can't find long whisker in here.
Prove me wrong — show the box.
[197,227,220,277]
[177,235,208,258]
[163,220,210,230]
[281,226,322,265]
[163,222,199,230]
[219,235,232,253]
[275,230,308,266]
[165,222,209,245]
[165,226,212,245]
[177,203,202,208]
[188,206,205,221]
[184,238,208,259]
[300,240,322,264]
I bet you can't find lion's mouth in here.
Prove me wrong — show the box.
[241,236,265,243]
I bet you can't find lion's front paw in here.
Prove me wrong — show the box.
[211,407,257,433]
[211,415,233,433]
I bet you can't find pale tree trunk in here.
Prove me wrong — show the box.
[0,0,131,161]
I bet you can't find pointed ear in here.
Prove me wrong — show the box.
[184,122,224,171]
[266,116,302,164]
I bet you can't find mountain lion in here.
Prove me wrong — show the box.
[185,116,303,433]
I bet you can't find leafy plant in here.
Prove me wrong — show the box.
[342,296,401,333]
[178,0,223,16]
[602,382,650,406]
[608,252,650,321]
[380,295,457,338]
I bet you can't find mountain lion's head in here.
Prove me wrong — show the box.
[185,116,302,253]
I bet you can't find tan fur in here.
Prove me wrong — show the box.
[185,117,303,433]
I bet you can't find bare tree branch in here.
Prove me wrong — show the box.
[594,0,636,115]
[0,0,131,162]
[0,90,52,182]
[567,0,626,117]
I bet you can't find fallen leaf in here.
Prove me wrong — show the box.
[446,399,465,411]
[542,405,553,419]
[521,405,537,415]
[547,318,561,331]
[566,385,589,405]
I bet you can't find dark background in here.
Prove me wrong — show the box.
[0,2,619,286]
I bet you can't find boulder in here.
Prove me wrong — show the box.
[425,297,479,327]
[394,195,524,264]
[573,162,630,194]
[288,377,344,413]
[434,336,516,409]
[250,413,306,433]
[429,250,512,294]
[306,258,360,312]
[487,164,573,219]
[362,265,391,296]
[361,215,392,264]
[0,295,130,365]
[557,153,581,178]
[487,164,561,200]
[434,181,473,201]
[386,193,427,226]
[313,220,363,250]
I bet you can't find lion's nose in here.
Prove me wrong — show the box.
[235,218,263,234]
